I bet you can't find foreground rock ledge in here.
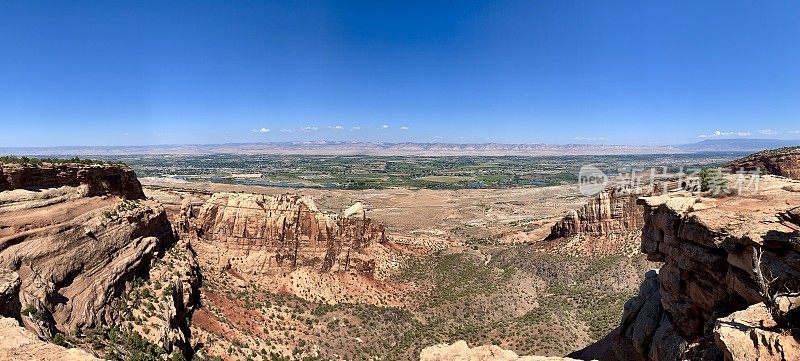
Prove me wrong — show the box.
[574,174,800,360]
[0,317,101,361]
[421,341,586,361]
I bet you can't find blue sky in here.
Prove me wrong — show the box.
[1,0,799,147]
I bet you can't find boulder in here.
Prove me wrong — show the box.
[420,340,584,361]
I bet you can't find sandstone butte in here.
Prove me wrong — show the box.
[2,153,800,361]
[183,192,386,277]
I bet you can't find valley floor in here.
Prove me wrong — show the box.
[142,180,654,360]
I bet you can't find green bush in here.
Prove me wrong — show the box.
[52,333,67,347]
[698,168,728,194]
[0,156,123,166]
[21,304,40,320]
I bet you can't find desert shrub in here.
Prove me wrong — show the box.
[698,168,728,194]
[21,304,40,320]
[0,156,123,166]
[52,333,67,347]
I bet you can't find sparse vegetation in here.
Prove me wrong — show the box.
[0,156,123,166]
[103,153,740,190]
[698,167,729,193]
[21,304,41,320]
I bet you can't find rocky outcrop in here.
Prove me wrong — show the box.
[714,299,800,361]
[547,177,681,242]
[547,189,645,240]
[587,174,800,360]
[0,317,102,361]
[0,163,145,199]
[546,181,679,256]
[0,163,195,357]
[116,239,201,360]
[0,196,173,337]
[0,271,21,318]
[637,185,800,342]
[727,146,800,180]
[187,193,386,275]
[420,341,582,361]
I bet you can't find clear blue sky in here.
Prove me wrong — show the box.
[1,0,799,147]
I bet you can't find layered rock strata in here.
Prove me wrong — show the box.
[186,193,386,276]
[583,175,800,360]
[0,163,145,199]
[547,189,645,240]
[0,163,196,358]
[548,179,680,241]
[727,147,800,180]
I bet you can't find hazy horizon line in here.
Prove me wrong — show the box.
[3,137,798,150]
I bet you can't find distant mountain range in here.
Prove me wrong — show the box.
[677,139,800,152]
[2,139,799,156]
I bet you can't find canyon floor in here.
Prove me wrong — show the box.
[141,178,653,360]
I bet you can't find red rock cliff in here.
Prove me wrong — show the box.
[187,192,386,275]
[579,175,800,361]
[727,146,800,180]
[0,163,145,199]
[0,163,197,359]
[547,189,645,240]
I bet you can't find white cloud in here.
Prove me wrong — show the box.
[328,125,344,130]
[350,126,361,131]
[299,126,318,132]
[790,130,800,134]
[280,128,293,133]
[698,130,751,138]
[573,136,606,141]
[251,128,271,133]
[380,124,389,129]
[756,129,778,135]
[400,126,409,130]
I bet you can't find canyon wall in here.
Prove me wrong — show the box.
[186,192,386,276]
[0,163,197,359]
[0,163,145,199]
[579,175,800,360]
[727,147,800,180]
[547,189,644,240]
[547,179,680,242]
[545,181,679,256]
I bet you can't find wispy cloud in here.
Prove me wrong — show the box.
[756,129,778,135]
[400,126,409,130]
[328,125,344,130]
[380,124,389,129]
[280,128,293,133]
[573,136,606,141]
[350,126,361,131]
[698,130,751,138]
[251,127,271,133]
[299,126,318,132]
